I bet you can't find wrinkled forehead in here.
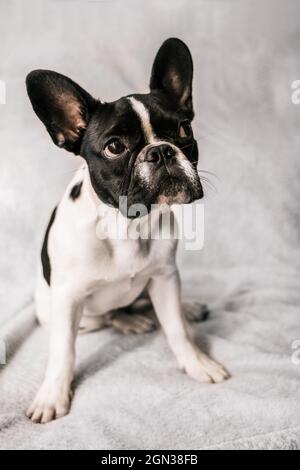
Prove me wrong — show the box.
[126,94,182,143]
[89,94,180,145]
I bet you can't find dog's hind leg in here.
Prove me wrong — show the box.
[79,293,209,335]
[79,307,157,335]
[106,308,158,334]
[79,314,109,334]
[80,290,157,335]
[107,297,210,334]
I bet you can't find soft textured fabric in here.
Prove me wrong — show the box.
[0,0,300,450]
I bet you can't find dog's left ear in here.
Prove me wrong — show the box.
[150,38,194,118]
[26,70,97,155]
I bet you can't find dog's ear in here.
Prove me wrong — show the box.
[26,70,97,154]
[150,38,193,118]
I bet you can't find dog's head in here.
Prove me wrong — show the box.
[26,38,203,217]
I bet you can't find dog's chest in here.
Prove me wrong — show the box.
[105,239,151,279]
[84,239,154,311]
[85,237,153,289]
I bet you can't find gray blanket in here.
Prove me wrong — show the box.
[1,0,300,450]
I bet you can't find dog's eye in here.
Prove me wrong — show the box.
[104,138,126,157]
[178,120,192,139]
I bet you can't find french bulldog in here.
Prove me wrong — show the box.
[25,38,229,424]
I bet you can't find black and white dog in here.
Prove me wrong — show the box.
[26,38,229,424]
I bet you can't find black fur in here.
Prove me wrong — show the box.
[150,38,194,119]
[41,207,57,285]
[69,181,83,200]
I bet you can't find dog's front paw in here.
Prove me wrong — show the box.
[179,347,230,384]
[26,382,72,424]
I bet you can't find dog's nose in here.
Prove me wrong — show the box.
[144,144,175,164]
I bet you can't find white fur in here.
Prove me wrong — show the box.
[136,160,151,184]
[27,165,228,423]
[177,157,198,185]
[127,97,156,143]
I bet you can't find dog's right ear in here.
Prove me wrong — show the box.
[26,70,97,155]
[150,38,194,119]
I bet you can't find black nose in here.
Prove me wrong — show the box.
[144,144,175,164]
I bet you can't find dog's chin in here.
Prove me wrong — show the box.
[155,177,203,206]
[123,176,203,218]
[156,191,191,205]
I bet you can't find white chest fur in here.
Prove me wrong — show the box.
[47,167,174,312]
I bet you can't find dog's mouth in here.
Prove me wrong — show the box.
[119,144,203,218]
[122,170,203,218]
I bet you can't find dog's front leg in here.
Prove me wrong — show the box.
[148,269,229,383]
[26,288,83,423]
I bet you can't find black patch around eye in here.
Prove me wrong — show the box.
[69,181,83,200]
[41,206,57,285]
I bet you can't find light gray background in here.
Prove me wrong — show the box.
[0,0,300,450]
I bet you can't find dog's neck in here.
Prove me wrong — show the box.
[82,165,172,241]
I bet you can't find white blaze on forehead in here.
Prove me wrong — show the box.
[127,97,156,144]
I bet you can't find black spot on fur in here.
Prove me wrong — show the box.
[69,181,83,200]
[41,206,57,285]
[201,305,210,321]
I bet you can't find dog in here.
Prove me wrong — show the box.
[25,38,229,424]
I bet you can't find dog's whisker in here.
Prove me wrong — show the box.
[201,180,217,195]
[198,169,220,180]
[179,142,194,151]
[198,174,218,193]
[190,164,220,180]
